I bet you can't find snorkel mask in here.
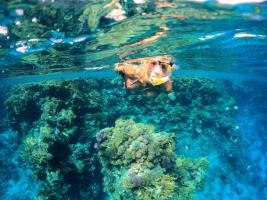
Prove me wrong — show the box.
[149,61,178,86]
[160,61,178,74]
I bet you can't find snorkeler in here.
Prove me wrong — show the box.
[114,56,176,95]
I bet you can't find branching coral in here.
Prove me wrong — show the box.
[23,136,52,168]
[5,80,104,200]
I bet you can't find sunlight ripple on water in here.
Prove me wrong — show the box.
[0,0,266,79]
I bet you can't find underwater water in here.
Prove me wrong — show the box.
[0,0,267,200]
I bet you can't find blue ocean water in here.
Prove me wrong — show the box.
[0,1,267,200]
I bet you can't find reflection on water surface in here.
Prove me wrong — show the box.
[0,0,267,78]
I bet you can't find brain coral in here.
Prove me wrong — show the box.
[97,119,208,200]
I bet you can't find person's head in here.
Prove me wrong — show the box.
[159,61,176,75]
[149,60,176,76]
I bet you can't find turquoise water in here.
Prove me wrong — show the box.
[0,1,267,200]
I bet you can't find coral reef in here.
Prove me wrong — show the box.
[5,80,105,200]
[4,75,241,199]
[97,119,208,200]
[0,130,37,200]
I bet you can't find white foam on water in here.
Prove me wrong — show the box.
[15,9,24,16]
[74,37,87,43]
[234,33,266,38]
[199,32,225,41]
[217,0,267,4]
[50,38,63,44]
[15,20,21,26]
[133,0,146,4]
[189,0,267,4]
[16,46,28,53]
[0,26,8,36]
[189,0,209,2]
[32,17,37,23]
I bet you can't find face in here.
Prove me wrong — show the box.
[149,60,173,77]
